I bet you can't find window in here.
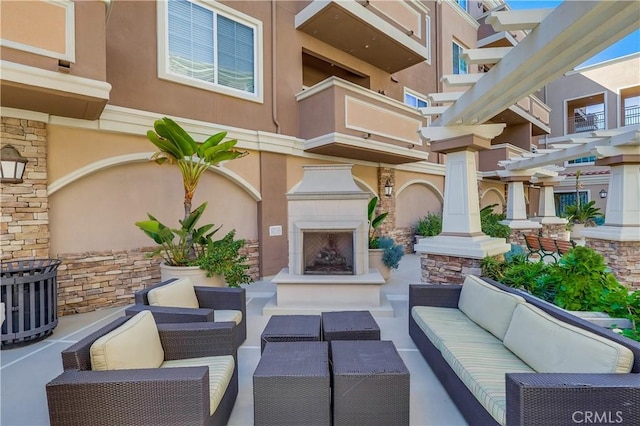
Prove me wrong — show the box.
[620,85,640,127]
[404,91,428,109]
[452,41,467,75]
[556,192,588,217]
[159,0,263,102]
[567,156,596,166]
[455,0,468,13]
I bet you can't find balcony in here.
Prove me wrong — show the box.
[490,94,551,136]
[0,0,110,119]
[568,111,605,134]
[295,0,429,74]
[296,77,428,164]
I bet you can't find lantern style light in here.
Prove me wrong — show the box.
[384,179,394,197]
[599,188,608,199]
[1,145,28,183]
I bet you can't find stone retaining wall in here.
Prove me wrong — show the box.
[56,240,261,316]
[420,253,503,284]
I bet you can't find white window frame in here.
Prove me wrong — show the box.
[157,0,264,103]
[455,0,468,14]
[452,40,468,75]
[404,87,430,125]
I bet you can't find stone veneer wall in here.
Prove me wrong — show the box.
[0,118,49,260]
[392,227,414,254]
[420,254,503,284]
[540,223,570,240]
[585,239,640,291]
[56,240,261,316]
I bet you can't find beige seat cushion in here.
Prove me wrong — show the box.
[214,310,242,325]
[458,275,525,341]
[161,355,235,415]
[148,277,199,308]
[90,310,164,371]
[504,303,634,374]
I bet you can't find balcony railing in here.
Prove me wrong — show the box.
[623,105,640,127]
[567,111,605,134]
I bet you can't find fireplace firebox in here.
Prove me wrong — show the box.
[304,231,354,275]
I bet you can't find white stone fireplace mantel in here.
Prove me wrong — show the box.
[263,164,393,317]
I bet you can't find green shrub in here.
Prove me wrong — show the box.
[480,204,511,238]
[414,212,442,237]
[377,236,405,269]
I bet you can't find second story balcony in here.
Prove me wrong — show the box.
[0,0,110,119]
[296,77,428,164]
[295,0,429,74]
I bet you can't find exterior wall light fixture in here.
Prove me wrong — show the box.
[1,145,28,184]
[384,179,393,197]
[599,189,608,198]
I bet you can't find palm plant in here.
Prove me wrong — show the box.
[146,117,247,220]
[367,196,388,248]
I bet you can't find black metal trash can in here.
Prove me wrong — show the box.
[1,258,61,346]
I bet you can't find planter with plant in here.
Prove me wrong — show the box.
[481,245,639,342]
[562,170,604,238]
[135,117,251,287]
[367,196,404,280]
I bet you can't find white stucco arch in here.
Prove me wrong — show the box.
[48,152,262,201]
[480,187,506,206]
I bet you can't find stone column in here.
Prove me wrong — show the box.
[415,134,510,284]
[530,176,569,239]
[378,167,395,237]
[582,154,640,289]
[0,117,50,260]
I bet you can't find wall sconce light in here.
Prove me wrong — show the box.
[384,179,393,197]
[1,145,28,184]
[599,189,608,198]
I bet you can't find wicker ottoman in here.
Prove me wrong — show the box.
[321,310,381,341]
[260,315,321,353]
[331,340,410,426]
[253,341,330,426]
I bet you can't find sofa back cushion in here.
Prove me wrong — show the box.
[458,275,525,341]
[148,277,200,308]
[504,303,634,374]
[90,310,165,371]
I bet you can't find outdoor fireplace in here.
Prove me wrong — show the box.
[304,231,354,275]
[266,164,393,317]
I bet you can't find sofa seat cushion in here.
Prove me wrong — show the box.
[412,306,501,352]
[504,303,634,374]
[161,355,235,416]
[458,275,526,341]
[90,311,165,371]
[440,340,536,426]
[148,277,200,309]
[214,310,242,325]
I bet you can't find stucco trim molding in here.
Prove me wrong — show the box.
[480,187,507,206]
[48,152,262,201]
[0,61,111,100]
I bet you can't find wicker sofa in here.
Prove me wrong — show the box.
[409,275,640,426]
[46,311,238,426]
[125,277,247,348]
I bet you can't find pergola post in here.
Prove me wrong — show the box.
[415,135,510,284]
[531,176,569,239]
[498,174,541,248]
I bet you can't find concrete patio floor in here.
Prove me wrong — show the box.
[0,254,467,426]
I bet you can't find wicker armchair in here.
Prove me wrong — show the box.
[46,315,238,426]
[125,278,247,348]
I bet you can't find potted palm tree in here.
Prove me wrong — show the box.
[135,117,250,286]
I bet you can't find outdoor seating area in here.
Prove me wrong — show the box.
[0,254,468,426]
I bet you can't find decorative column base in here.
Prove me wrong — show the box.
[420,253,503,284]
[540,223,570,240]
[585,239,640,291]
